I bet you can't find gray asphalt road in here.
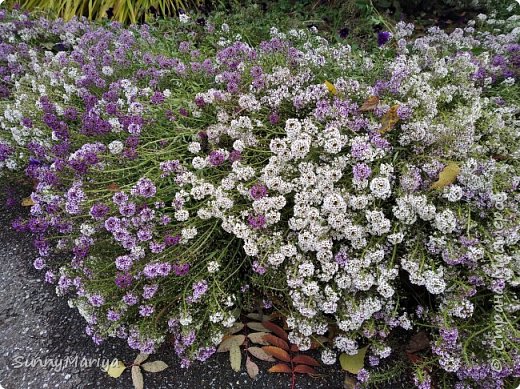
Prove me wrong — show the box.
[0,186,344,389]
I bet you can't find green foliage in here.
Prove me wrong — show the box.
[19,0,204,24]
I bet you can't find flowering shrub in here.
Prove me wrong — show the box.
[1,7,519,387]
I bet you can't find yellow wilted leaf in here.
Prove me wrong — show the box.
[230,344,242,372]
[104,360,126,378]
[430,162,461,190]
[339,346,368,374]
[359,95,380,112]
[379,104,400,134]
[21,197,35,207]
[324,80,337,95]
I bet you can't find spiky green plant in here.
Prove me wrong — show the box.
[20,0,204,24]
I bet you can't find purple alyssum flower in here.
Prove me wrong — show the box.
[248,214,266,229]
[139,305,154,317]
[88,294,105,307]
[142,284,159,299]
[208,151,225,166]
[377,31,392,46]
[353,163,372,182]
[250,183,268,200]
[123,292,138,306]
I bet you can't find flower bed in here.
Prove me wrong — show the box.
[1,7,519,388]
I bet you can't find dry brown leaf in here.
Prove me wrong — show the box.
[268,363,292,374]
[359,95,380,112]
[293,364,318,375]
[344,375,357,389]
[262,333,290,351]
[406,352,424,364]
[262,321,288,342]
[107,183,120,192]
[379,104,400,134]
[246,357,259,379]
[307,335,329,350]
[246,313,272,322]
[247,332,270,345]
[406,331,430,354]
[430,162,460,190]
[133,353,149,365]
[217,335,246,352]
[292,355,320,367]
[262,346,291,362]
[248,346,276,362]
[226,322,245,335]
[492,154,507,161]
[141,360,168,373]
[246,322,271,332]
[131,366,144,389]
[269,311,286,321]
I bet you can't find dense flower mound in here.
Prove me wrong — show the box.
[1,8,519,387]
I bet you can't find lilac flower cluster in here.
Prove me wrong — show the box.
[1,7,519,387]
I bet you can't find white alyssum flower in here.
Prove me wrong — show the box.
[207,261,220,273]
[80,223,95,236]
[188,142,201,154]
[108,140,124,155]
[369,177,392,199]
[179,14,190,24]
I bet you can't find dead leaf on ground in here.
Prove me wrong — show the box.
[218,335,246,352]
[262,321,289,342]
[246,357,259,379]
[248,332,270,345]
[339,346,368,375]
[293,364,318,375]
[133,353,149,365]
[262,346,291,362]
[262,333,290,351]
[344,375,357,389]
[247,322,271,332]
[246,313,272,322]
[104,360,126,378]
[230,344,242,372]
[406,331,430,354]
[141,360,168,373]
[226,322,245,335]
[248,346,276,362]
[406,352,424,364]
[131,365,144,389]
[268,363,292,374]
[292,355,320,367]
